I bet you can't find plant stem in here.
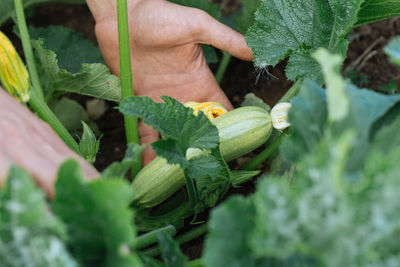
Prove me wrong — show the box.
[117,0,141,177]
[188,258,204,267]
[13,0,43,101]
[14,0,79,153]
[132,225,176,250]
[184,174,199,209]
[215,51,231,84]
[241,132,285,171]
[279,79,302,103]
[143,223,208,257]
[30,93,80,153]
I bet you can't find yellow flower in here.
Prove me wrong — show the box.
[0,31,30,102]
[185,101,227,120]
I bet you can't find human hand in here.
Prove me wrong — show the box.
[0,89,99,197]
[87,0,253,164]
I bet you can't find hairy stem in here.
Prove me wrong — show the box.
[117,0,141,177]
[14,0,79,153]
[132,225,176,250]
[143,223,208,257]
[241,132,286,171]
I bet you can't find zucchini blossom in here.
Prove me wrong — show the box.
[185,101,227,120]
[0,31,30,103]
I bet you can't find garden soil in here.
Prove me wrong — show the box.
[1,2,400,260]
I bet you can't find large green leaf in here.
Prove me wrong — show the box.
[205,49,400,266]
[246,0,364,83]
[0,0,85,26]
[356,0,400,27]
[281,49,400,171]
[0,165,77,267]
[51,160,142,266]
[30,26,122,102]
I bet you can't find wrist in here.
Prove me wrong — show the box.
[86,0,145,22]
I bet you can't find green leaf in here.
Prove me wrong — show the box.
[282,50,400,168]
[0,165,77,267]
[51,160,142,266]
[30,26,122,102]
[119,96,230,207]
[50,97,92,134]
[29,26,104,73]
[195,148,230,207]
[157,232,187,267]
[168,0,221,20]
[241,93,270,112]
[356,0,400,27]
[204,196,265,267]
[246,0,364,82]
[384,36,400,67]
[0,0,85,26]
[234,0,261,34]
[280,79,327,163]
[102,143,145,179]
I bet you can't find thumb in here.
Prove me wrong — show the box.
[195,11,253,61]
[139,122,159,166]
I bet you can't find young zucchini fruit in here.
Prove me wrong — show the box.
[132,106,272,208]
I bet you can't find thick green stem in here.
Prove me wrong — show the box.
[215,51,232,84]
[30,92,80,153]
[241,132,285,171]
[132,225,176,250]
[143,223,208,257]
[14,0,79,153]
[184,174,199,209]
[279,79,302,103]
[13,0,43,101]
[117,0,141,177]
[188,259,204,267]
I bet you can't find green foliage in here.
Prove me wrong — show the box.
[384,36,400,67]
[50,97,95,134]
[241,93,270,112]
[0,0,85,26]
[234,0,261,34]
[246,0,364,83]
[356,0,400,26]
[205,49,400,267]
[157,232,188,267]
[51,160,142,266]
[102,143,145,179]
[29,26,122,102]
[78,121,101,163]
[0,166,77,267]
[119,96,231,207]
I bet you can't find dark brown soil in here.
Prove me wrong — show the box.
[1,1,400,261]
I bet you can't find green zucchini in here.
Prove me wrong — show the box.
[132,106,272,208]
